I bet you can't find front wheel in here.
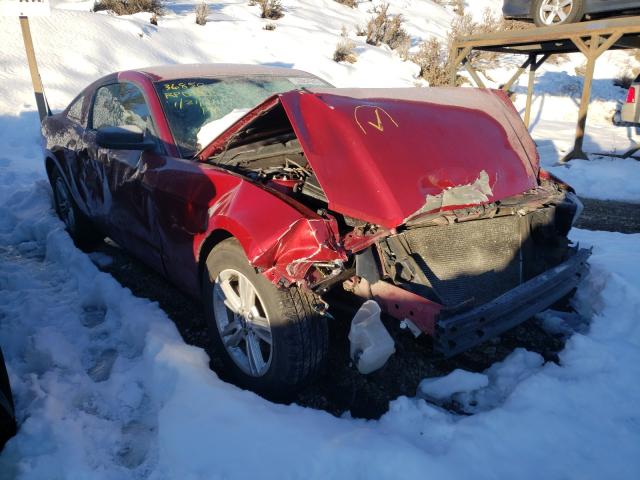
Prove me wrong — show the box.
[202,238,328,398]
[533,0,584,26]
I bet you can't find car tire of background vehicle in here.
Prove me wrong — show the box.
[202,238,328,399]
[50,168,103,248]
[0,348,17,451]
[533,0,584,27]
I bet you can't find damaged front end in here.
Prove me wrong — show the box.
[198,87,591,356]
[350,181,590,356]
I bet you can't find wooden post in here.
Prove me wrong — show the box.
[501,56,534,93]
[19,16,47,122]
[574,35,598,158]
[524,54,537,129]
[449,46,461,86]
[562,34,600,162]
[463,60,486,88]
[449,45,471,86]
[522,54,550,128]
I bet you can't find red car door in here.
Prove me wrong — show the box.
[87,82,165,272]
[58,93,94,216]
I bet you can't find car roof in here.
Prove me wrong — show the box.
[125,63,317,82]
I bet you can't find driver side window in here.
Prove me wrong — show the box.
[92,83,153,133]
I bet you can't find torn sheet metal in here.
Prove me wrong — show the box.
[250,217,347,286]
[405,170,494,221]
[191,172,347,288]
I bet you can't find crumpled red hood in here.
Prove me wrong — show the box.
[201,88,540,229]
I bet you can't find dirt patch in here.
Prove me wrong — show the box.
[90,244,566,420]
[575,197,640,234]
[88,197,635,419]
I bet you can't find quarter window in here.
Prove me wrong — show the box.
[66,95,85,124]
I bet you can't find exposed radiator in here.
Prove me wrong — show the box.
[401,214,533,307]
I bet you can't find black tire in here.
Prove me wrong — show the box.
[50,168,103,248]
[533,0,584,27]
[0,348,16,451]
[202,238,328,398]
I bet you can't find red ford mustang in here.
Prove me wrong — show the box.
[42,64,589,396]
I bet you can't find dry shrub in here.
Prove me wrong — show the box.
[150,12,157,25]
[412,37,452,87]
[258,0,283,20]
[264,22,277,31]
[412,12,477,87]
[195,2,209,25]
[365,3,411,58]
[334,0,357,7]
[93,0,164,15]
[574,62,587,77]
[500,18,534,32]
[334,26,358,63]
[413,8,532,86]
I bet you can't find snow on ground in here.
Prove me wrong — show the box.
[1,1,640,478]
[1,182,639,479]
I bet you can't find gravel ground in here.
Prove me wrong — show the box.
[575,198,640,234]
[88,197,639,419]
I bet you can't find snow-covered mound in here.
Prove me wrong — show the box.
[1,1,640,478]
[1,181,639,479]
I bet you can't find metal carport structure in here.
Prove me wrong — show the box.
[450,16,640,162]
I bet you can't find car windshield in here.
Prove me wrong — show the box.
[155,75,330,157]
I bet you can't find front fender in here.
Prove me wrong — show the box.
[194,173,347,287]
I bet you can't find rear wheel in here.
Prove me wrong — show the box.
[202,238,328,398]
[533,0,584,26]
[51,168,103,247]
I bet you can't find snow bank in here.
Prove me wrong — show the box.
[2,179,640,478]
[419,369,489,401]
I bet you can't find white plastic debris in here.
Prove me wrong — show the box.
[349,300,395,374]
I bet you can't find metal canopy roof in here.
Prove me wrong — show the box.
[455,16,640,55]
[451,16,640,162]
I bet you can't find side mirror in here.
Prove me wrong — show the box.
[96,125,155,151]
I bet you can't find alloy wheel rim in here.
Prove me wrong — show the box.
[539,0,574,25]
[54,177,75,231]
[212,269,273,377]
